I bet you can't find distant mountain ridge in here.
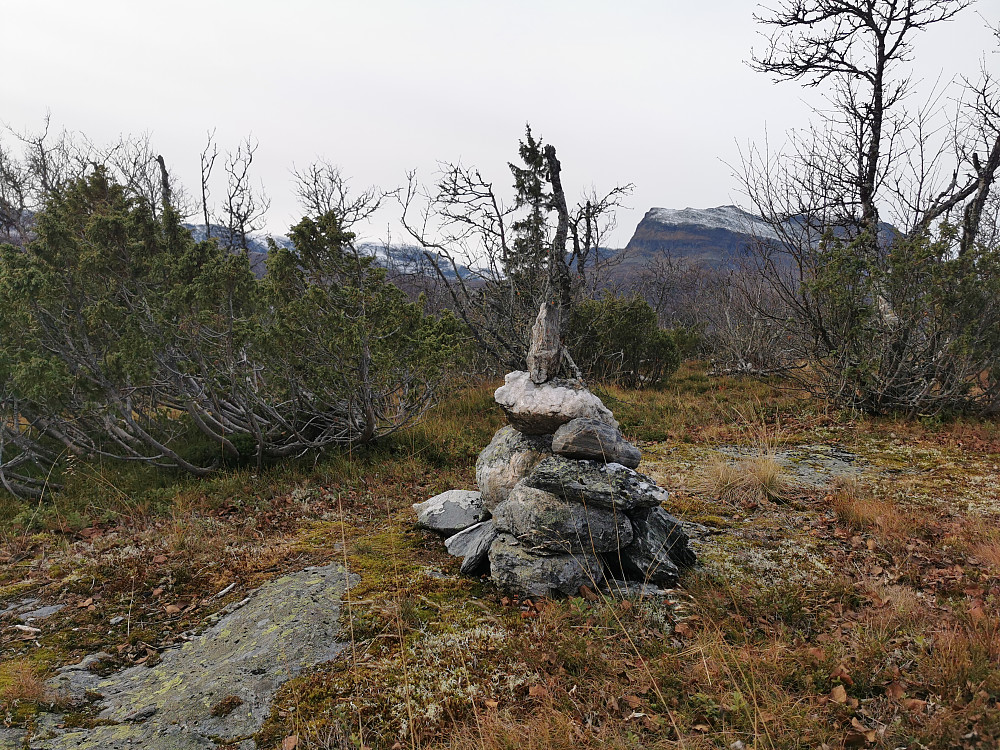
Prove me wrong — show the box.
[182,224,471,280]
[624,205,775,269]
[622,205,898,275]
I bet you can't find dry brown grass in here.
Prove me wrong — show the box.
[0,659,46,705]
[972,538,1000,572]
[828,476,916,541]
[702,453,792,505]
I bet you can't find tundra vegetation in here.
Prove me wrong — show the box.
[0,2,998,749]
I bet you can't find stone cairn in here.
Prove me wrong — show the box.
[414,302,696,597]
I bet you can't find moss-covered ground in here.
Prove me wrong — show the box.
[2,363,1000,749]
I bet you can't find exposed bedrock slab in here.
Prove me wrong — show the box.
[494,371,618,435]
[445,520,498,575]
[552,418,641,469]
[413,489,487,536]
[618,507,696,587]
[492,484,633,554]
[36,563,355,750]
[0,727,25,750]
[523,456,667,512]
[476,425,552,511]
[488,533,605,597]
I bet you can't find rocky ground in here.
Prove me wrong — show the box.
[2,370,999,749]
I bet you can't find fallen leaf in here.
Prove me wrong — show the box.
[674,622,693,637]
[622,694,643,709]
[830,685,848,704]
[528,684,548,699]
[831,664,854,686]
[843,731,870,748]
[885,681,906,700]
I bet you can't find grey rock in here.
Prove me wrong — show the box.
[552,418,641,469]
[413,489,487,536]
[18,604,64,622]
[0,726,25,750]
[476,425,552,512]
[523,456,668,511]
[488,533,605,597]
[33,563,355,750]
[492,484,633,554]
[494,371,618,435]
[445,520,498,575]
[1,597,38,617]
[46,652,112,706]
[526,302,562,384]
[619,507,696,587]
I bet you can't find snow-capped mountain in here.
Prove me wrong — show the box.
[625,205,780,269]
[645,206,783,243]
[182,224,471,280]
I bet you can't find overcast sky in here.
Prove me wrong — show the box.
[6,0,998,246]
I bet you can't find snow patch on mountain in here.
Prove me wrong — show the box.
[646,206,782,242]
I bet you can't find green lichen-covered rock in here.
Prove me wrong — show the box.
[488,533,604,597]
[476,425,552,511]
[0,727,25,750]
[523,456,667,511]
[33,563,355,750]
[493,483,633,554]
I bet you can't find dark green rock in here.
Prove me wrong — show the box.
[493,484,632,554]
[523,456,667,511]
[488,533,605,597]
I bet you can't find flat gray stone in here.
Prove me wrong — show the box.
[34,563,355,750]
[552,418,641,468]
[46,652,112,706]
[494,371,618,435]
[476,425,552,512]
[523,456,668,511]
[1,598,38,617]
[619,507,695,587]
[18,604,65,622]
[492,484,633,554]
[445,520,498,575]
[488,533,605,597]
[413,489,487,535]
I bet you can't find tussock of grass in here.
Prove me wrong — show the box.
[702,453,792,505]
[1,659,46,705]
[828,476,915,540]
